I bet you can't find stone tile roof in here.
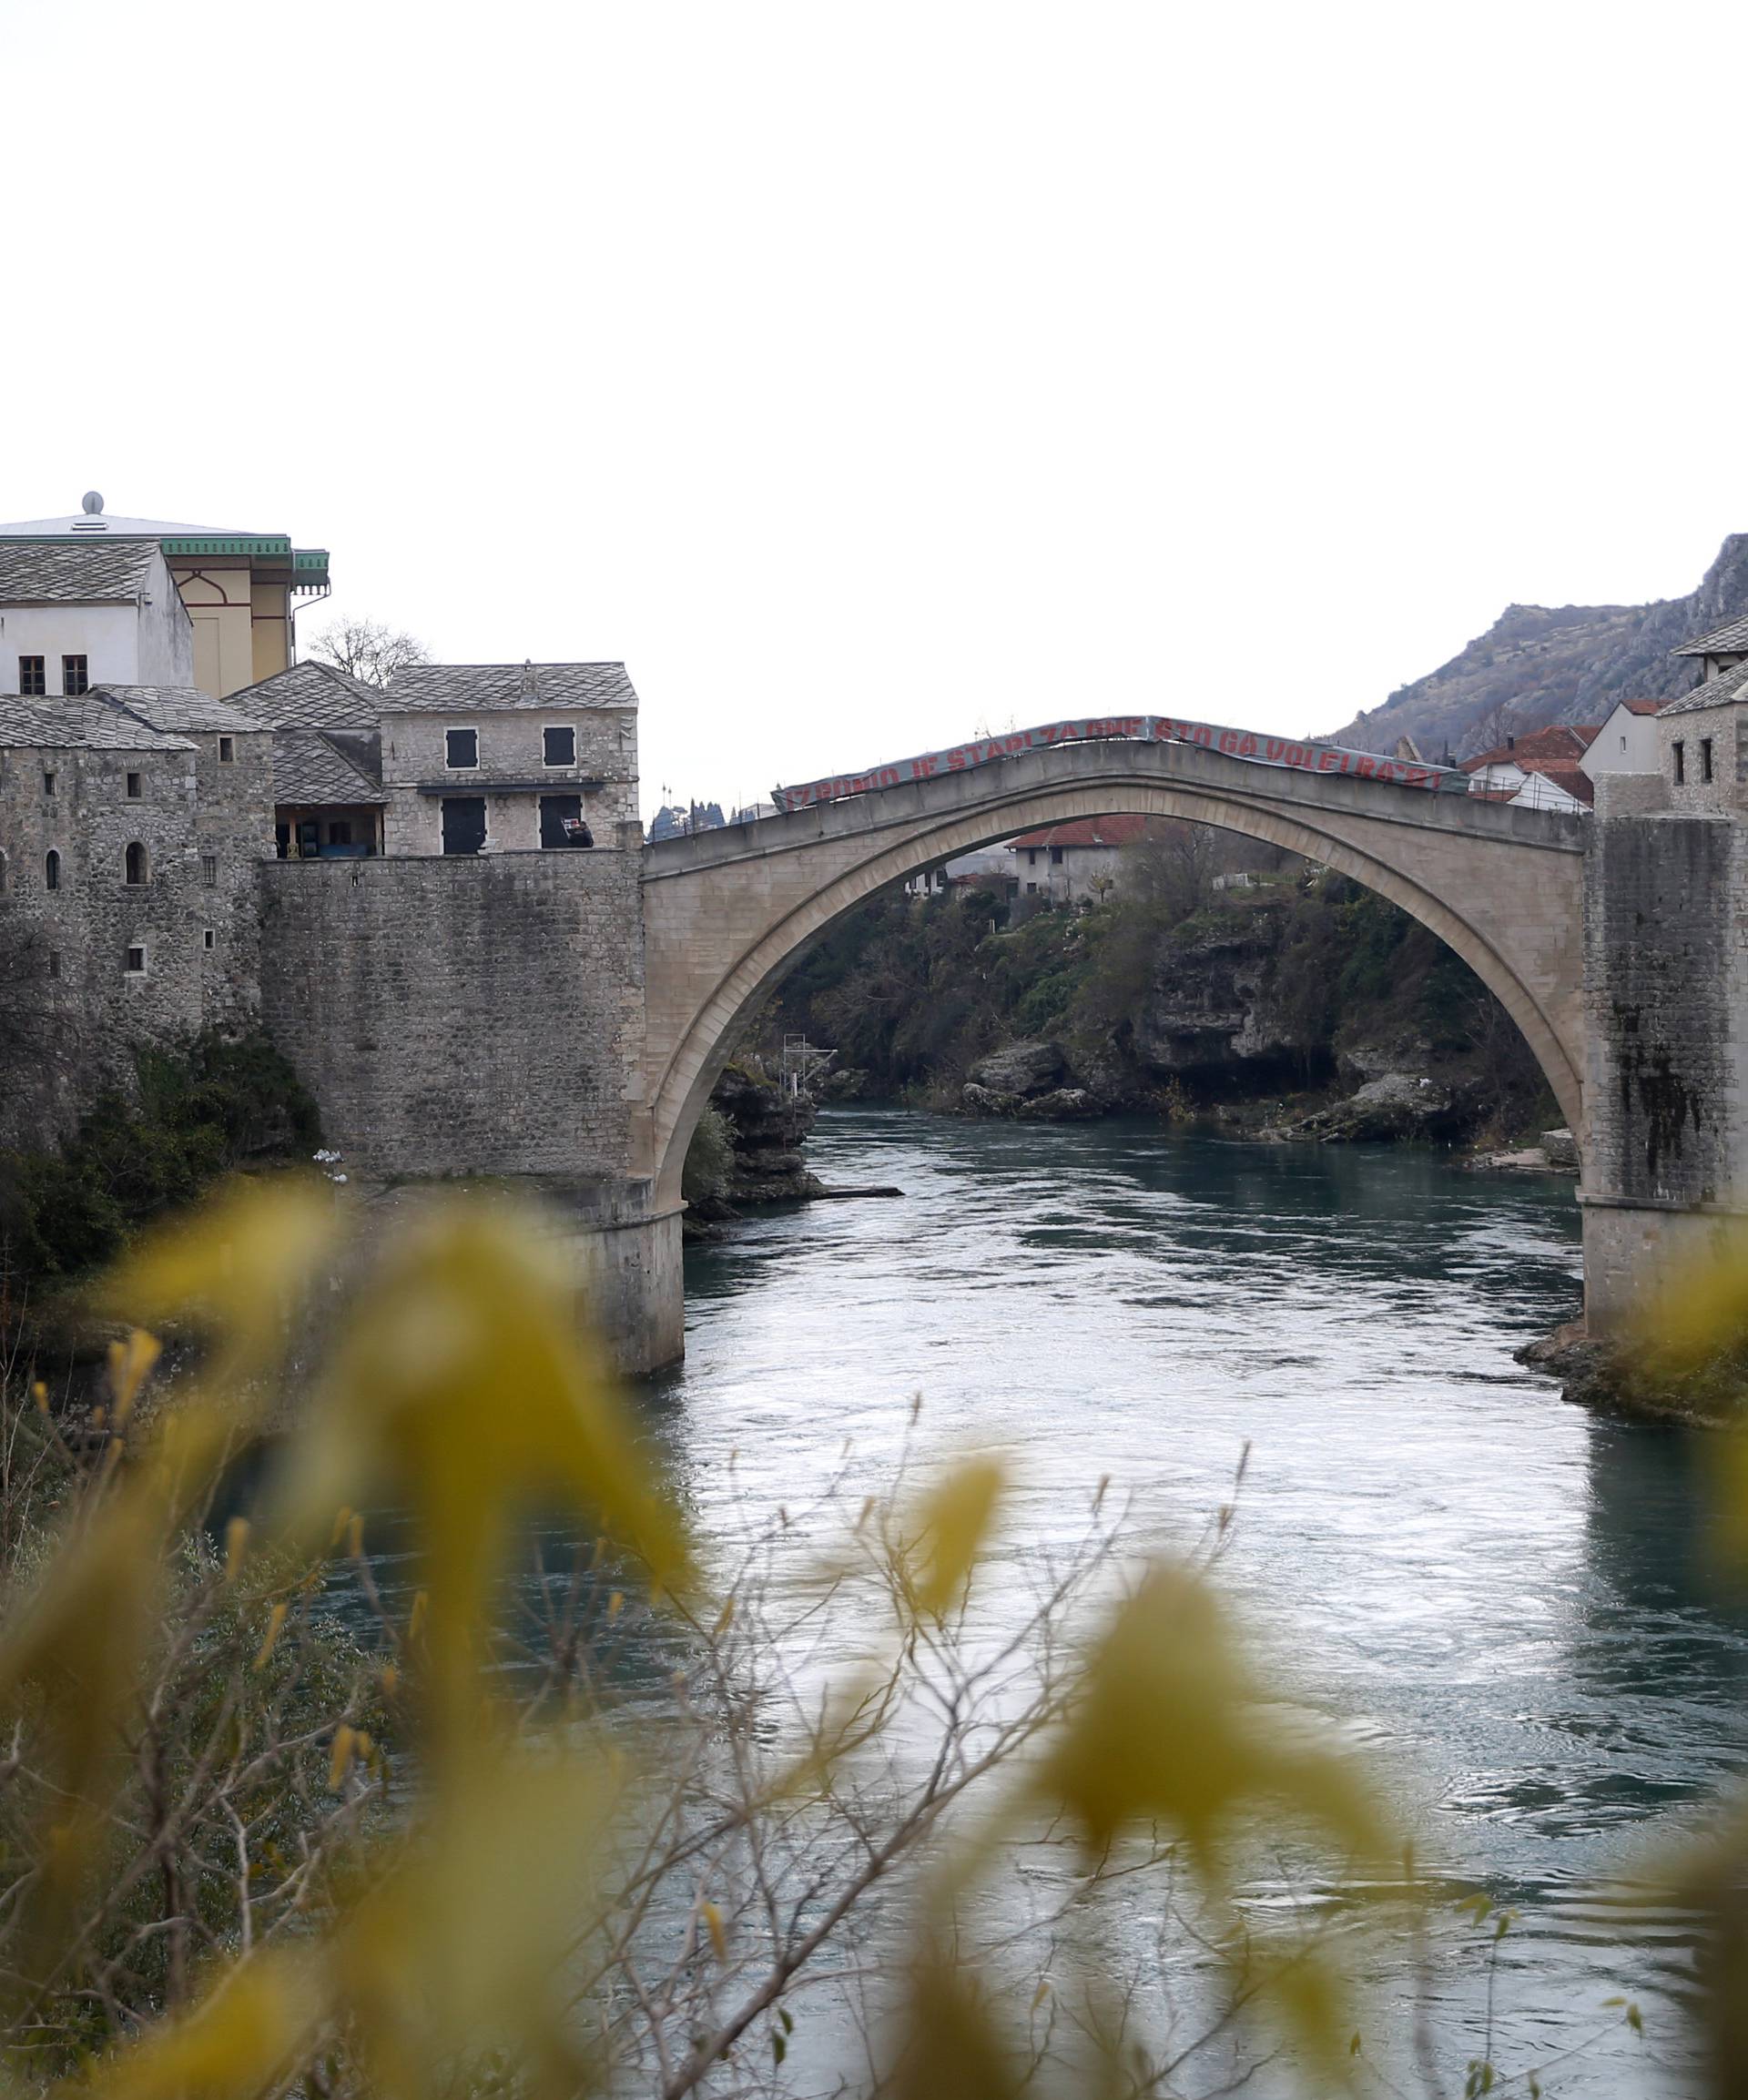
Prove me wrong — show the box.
[0,540,160,602]
[0,694,195,752]
[93,685,268,735]
[1659,664,1748,718]
[385,662,638,712]
[1007,815,1151,850]
[230,659,382,731]
[273,728,388,807]
[1674,613,1748,656]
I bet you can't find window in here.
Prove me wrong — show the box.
[44,849,60,891]
[203,928,215,951]
[62,655,88,696]
[441,796,487,856]
[540,794,586,848]
[125,841,147,886]
[1673,740,1686,785]
[1027,849,1038,867]
[1620,735,1628,752]
[201,854,218,886]
[1702,737,1714,784]
[42,770,56,797]
[17,655,45,695]
[47,949,60,980]
[125,945,147,975]
[444,727,479,769]
[328,821,351,847]
[218,736,235,764]
[543,725,576,767]
[127,771,142,799]
[1050,847,1064,866]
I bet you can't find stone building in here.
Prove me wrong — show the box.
[375,662,640,857]
[0,694,218,1141]
[225,660,387,857]
[1006,814,1148,902]
[0,494,330,699]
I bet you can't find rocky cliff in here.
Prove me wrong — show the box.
[1326,533,1748,761]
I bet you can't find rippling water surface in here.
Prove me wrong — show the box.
[647,1109,1748,2095]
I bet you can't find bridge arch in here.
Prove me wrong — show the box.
[640,739,1588,1209]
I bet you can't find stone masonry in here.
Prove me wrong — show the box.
[256,849,647,1180]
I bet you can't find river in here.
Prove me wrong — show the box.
[649,1108,1748,2096]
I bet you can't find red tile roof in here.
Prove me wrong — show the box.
[1007,815,1152,850]
[1462,724,1598,773]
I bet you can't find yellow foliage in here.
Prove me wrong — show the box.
[907,1456,1005,1616]
[1040,1563,1387,1881]
[76,1951,326,2100]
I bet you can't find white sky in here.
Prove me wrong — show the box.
[5,0,1746,816]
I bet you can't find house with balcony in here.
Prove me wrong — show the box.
[377,662,640,856]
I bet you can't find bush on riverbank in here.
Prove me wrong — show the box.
[0,1032,319,1311]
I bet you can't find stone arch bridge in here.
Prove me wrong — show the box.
[640,736,1589,1210]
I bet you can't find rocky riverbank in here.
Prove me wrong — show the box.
[1519,1323,1748,1429]
[751,867,1561,1156]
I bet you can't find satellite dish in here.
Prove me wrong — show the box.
[81,491,104,515]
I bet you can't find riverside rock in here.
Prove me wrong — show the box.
[967,1040,1064,1097]
[1285,1070,1460,1142]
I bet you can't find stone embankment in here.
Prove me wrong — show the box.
[1519,1322,1748,1430]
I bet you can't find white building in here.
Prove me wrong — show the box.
[1580,699,1663,785]
[0,541,194,696]
[1007,815,1147,903]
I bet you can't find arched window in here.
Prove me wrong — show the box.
[45,849,60,892]
[125,841,147,887]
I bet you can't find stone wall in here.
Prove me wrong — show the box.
[0,738,216,1142]
[256,849,647,1178]
[1581,804,1748,1325]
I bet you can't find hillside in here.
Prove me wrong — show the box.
[1326,533,1748,760]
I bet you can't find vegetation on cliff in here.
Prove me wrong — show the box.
[0,1032,319,1311]
[750,835,1556,1146]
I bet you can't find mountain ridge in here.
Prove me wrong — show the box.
[1325,534,1748,760]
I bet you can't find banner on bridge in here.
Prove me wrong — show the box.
[772,715,1469,815]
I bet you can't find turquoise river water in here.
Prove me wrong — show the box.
[645,1108,1748,2096]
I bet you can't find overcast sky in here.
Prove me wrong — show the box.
[6,0,1746,815]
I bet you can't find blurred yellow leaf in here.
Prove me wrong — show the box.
[1640,1226,1748,1364]
[909,1457,1005,1616]
[889,1957,1023,2100]
[100,1173,339,1366]
[273,1200,690,1738]
[106,1327,160,1427]
[1040,1563,1386,1881]
[337,1748,620,2098]
[1253,1939,1360,2089]
[71,1949,326,2099]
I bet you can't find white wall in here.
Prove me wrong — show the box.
[0,603,145,692]
[1580,705,1659,778]
[0,550,193,693]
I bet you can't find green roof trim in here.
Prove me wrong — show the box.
[161,534,293,559]
[293,549,330,574]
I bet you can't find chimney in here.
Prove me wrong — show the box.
[1506,734,1515,750]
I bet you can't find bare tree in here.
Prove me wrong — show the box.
[307,616,430,689]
